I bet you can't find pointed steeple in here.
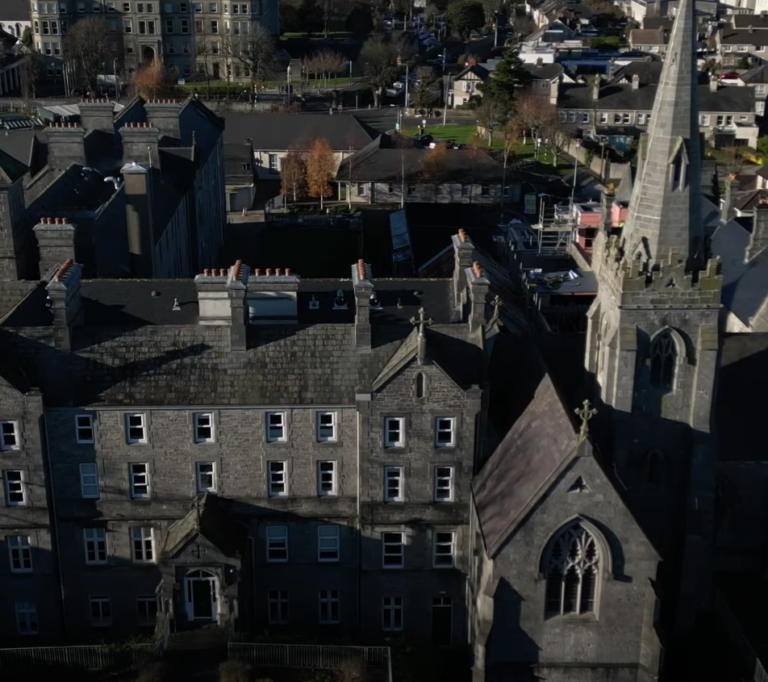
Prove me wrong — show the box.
[620,0,704,272]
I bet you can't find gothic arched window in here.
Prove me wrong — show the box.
[650,330,677,391]
[544,523,600,617]
[415,372,425,399]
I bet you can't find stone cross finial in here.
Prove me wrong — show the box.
[410,307,433,337]
[575,399,597,441]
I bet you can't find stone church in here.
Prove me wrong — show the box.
[0,0,767,678]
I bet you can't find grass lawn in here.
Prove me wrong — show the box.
[176,76,354,93]
[402,125,573,175]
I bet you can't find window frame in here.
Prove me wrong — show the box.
[384,417,405,448]
[266,525,288,563]
[129,462,150,499]
[544,522,600,618]
[195,461,217,493]
[383,466,404,502]
[131,526,155,563]
[89,596,112,627]
[317,525,340,562]
[0,420,20,451]
[318,590,340,624]
[317,460,337,497]
[84,527,107,565]
[8,535,33,573]
[316,411,337,442]
[434,466,454,502]
[4,470,26,506]
[80,462,100,499]
[266,412,286,442]
[193,412,215,443]
[125,413,147,444]
[267,461,287,497]
[433,530,455,568]
[382,531,405,569]
[15,601,38,635]
[136,595,158,627]
[268,590,289,624]
[382,595,403,632]
[434,417,455,448]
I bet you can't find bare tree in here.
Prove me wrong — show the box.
[20,52,41,109]
[196,37,214,98]
[63,16,119,93]
[281,148,307,203]
[511,92,551,145]
[475,98,508,144]
[540,113,575,168]
[227,23,275,91]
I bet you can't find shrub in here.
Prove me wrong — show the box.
[137,661,171,682]
[219,660,253,682]
[338,658,367,682]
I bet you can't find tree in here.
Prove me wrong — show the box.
[475,97,507,144]
[306,138,336,209]
[412,66,438,110]
[421,141,447,187]
[447,1,485,40]
[313,49,346,86]
[478,49,532,109]
[20,53,41,109]
[345,3,374,37]
[540,113,574,168]
[227,24,275,89]
[195,37,214,98]
[63,16,118,93]
[298,0,325,35]
[360,34,414,107]
[130,60,170,98]
[281,149,307,203]
[21,27,33,48]
[511,91,551,144]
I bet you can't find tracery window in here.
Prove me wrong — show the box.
[544,523,599,617]
[650,330,677,391]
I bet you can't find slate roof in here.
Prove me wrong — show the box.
[473,370,579,556]
[559,82,755,113]
[164,496,247,558]
[222,113,373,151]
[0,0,28,20]
[643,16,673,30]
[523,62,563,81]
[630,28,669,45]
[455,64,490,81]
[338,136,505,184]
[720,28,768,47]
[740,64,768,84]
[0,146,28,183]
[0,128,36,171]
[717,333,768,461]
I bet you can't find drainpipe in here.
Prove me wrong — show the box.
[356,406,362,634]
[41,406,68,639]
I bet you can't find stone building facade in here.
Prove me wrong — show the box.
[28,0,279,84]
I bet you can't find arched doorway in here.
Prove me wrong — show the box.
[184,569,218,622]
[141,45,156,66]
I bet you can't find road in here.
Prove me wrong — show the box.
[352,107,475,135]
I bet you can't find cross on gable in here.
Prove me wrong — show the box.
[191,543,207,559]
[575,399,597,442]
[410,307,433,336]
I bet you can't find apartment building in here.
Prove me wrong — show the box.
[28,0,279,83]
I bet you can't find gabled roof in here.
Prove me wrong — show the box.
[473,371,579,556]
[720,27,768,46]
[455,64,490,81]
[222,112,373,151]
[0,146,28,183]
[164,496,247,559]
[740,64,768,84]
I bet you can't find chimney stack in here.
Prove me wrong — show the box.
[144,100,182,141]
[45,259,82,351]
[34,217,76,279]
[119,122,160,168]
[194,260,251,351]
[748,200,768,261]
[631,73,640,90]
[78,99,116,133]
[722,174,738,225]
[245,268,300,324]
[466,261,490,333]
[46,122,86,170]
[452,229,474,313]
[352,259,373,352]
[709,75,718,93]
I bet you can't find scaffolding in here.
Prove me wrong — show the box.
[529,201,575,257]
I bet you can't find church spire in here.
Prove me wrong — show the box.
[620,0,704,272]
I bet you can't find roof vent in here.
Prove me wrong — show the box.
[172,298,181,311]
[397,297,403,309]
[369,292,382,310]
[309,294,319,310]
[333,290,347,310]
[151,290,161,297]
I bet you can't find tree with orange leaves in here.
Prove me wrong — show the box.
[130,60,169,99]
[305,138,336,210]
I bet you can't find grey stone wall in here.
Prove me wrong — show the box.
[0,385,60,641]
[473,451,661,682]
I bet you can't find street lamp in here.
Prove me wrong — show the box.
[570,138,581,211]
